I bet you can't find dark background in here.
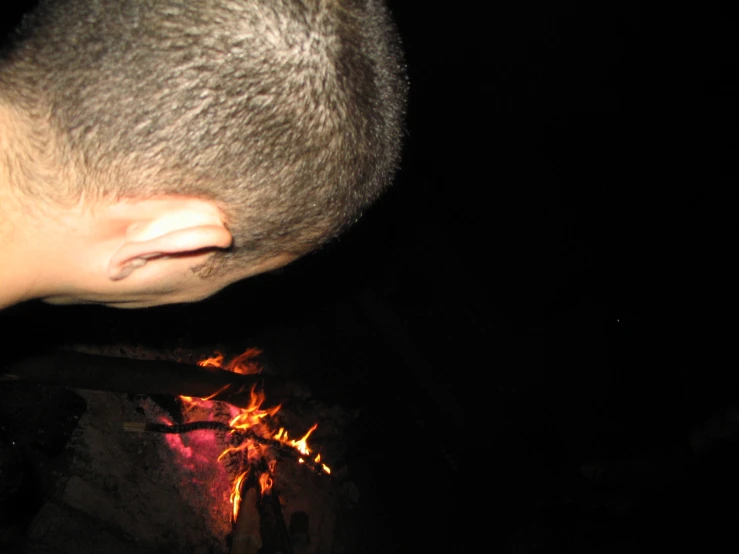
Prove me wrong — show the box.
[2,2,738,552]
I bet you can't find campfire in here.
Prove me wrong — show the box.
[3,347,346,553]
[123,348,331,552]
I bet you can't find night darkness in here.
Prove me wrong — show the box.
[1,2,738,552]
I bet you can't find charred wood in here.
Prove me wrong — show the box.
[123,420,330,476]
[1,351,292,408]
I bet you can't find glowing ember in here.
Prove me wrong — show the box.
[165,350,331,523]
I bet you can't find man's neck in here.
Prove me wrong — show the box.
[0,105,49,307]
[0,187,50,309]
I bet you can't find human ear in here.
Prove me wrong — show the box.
[107,221,232,281]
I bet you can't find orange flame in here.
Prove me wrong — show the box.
[290,423,317,456]
[231,470,249,522]
[168,350,331,523]
[228,385,282,431]
[258,472,273,494]
[199,348,262,375]
[198,353,225,368]
[202,384,232,401]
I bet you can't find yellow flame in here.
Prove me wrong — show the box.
[224,348,263,375]
[218,442,250,461]
[190,350,332,522]
[231,471,249,522]
[198,353,225,368]
[201,384,231,401]
[290,423,317,456]
[258,471,273,494]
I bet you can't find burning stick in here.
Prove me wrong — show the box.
[1,351,292,408]
[123,420,331,476]
[231,484,262,554]
[233,458,294,554]
[56,348,326,549]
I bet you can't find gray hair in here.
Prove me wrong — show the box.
[0,0,407,271]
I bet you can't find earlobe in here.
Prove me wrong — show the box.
[107,224,233,281]
[109,257,149,281]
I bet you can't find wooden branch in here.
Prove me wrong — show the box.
[231,487,262,554]
[0,351,292,408]
[244,459,294,554]
[266,487,294,554]
[123,420,330,476]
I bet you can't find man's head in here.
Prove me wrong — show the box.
[0,0,407,308]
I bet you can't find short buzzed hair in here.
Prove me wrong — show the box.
[0,0,407,272]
